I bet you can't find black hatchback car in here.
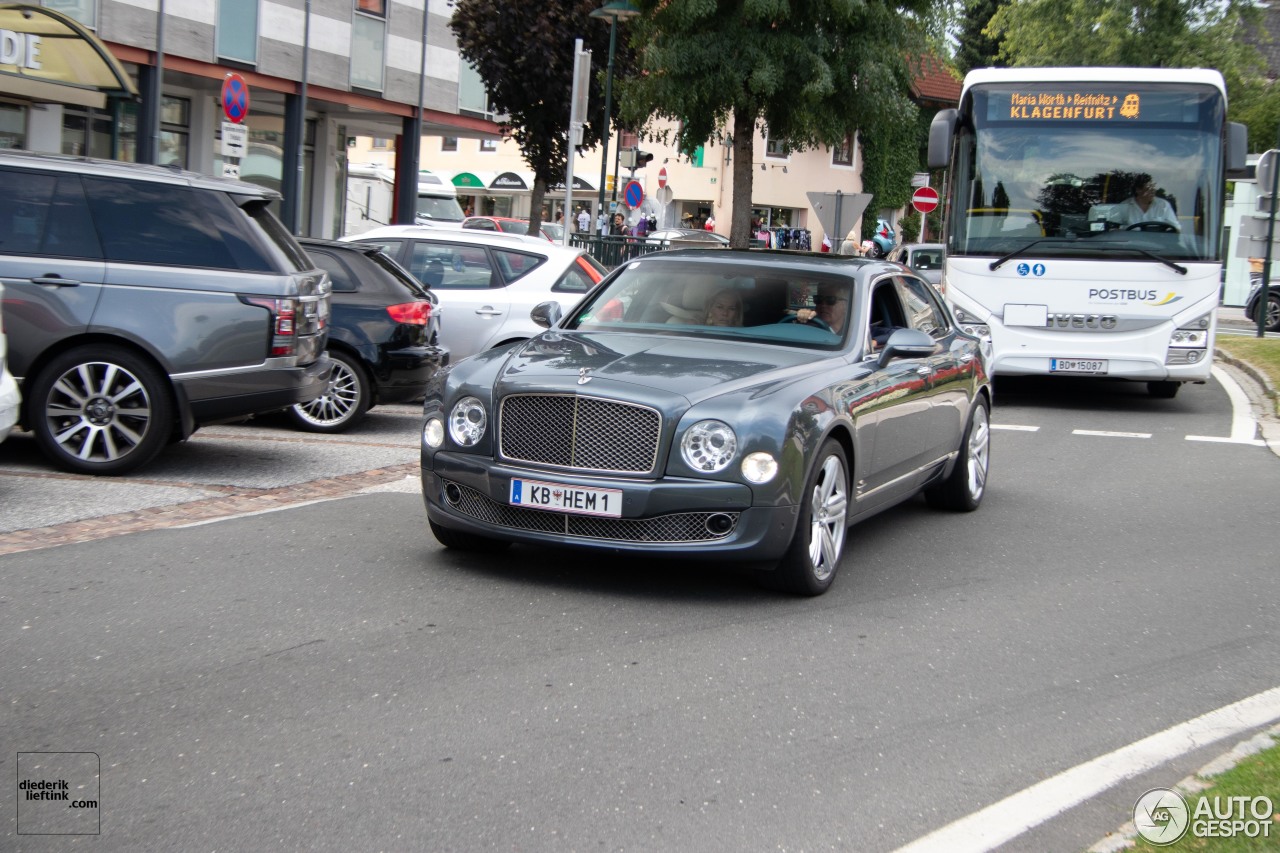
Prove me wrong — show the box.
[291,239,446,432]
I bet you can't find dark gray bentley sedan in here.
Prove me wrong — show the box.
[420,249,991,595]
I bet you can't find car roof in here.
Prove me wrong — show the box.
[0,149,280,199]
[345,224,584,257]
[642,247,894,277]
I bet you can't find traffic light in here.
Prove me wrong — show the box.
[606,174,616,192]
[635,150,654,168]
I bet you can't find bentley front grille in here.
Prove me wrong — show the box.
[499,394,661,474]
[442,480,738,543]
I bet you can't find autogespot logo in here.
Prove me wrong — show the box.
[1134,788,1190,846]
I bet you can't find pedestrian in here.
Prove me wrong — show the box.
[577,207,590,233]
[611,212,626,236]
[555,210,564,225]
[704,214,715,232]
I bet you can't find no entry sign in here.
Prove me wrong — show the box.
[911,186,939,214]
[221,73,250,124]
[657,167,667,189]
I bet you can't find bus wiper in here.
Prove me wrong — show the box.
[988,238,1188,275]
[988,240,1057,271]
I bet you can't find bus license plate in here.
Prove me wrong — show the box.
[510,478,623,517]
[1051,358,1109,374]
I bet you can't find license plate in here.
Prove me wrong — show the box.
[1051,358,1109,374]
[509,478,623,517]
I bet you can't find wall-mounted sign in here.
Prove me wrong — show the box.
[0,29,42,69]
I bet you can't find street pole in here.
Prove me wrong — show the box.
[1262,134,1280,339]
[294,0,310,235]
[596,17,616,227]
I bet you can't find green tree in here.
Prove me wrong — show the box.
[955,0,1009,74]
[451,0,634,233]
[617,0,941,248]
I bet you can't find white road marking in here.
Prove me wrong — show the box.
[991,424,1040,432]
[894,685,1280,853]
[1184,366,1263,445]
[1072,429,1152,438]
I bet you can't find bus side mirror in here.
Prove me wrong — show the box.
[1226,122,1249,178]
[928,109,957,170]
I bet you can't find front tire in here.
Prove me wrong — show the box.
[926,396,990,511]
[1263,292,1280,332]
[288,350,371,433]
[767,440,849,596]
[29,345,174,475]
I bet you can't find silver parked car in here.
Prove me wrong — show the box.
[0,282,19,445]
[886,242,945,288]
[344,226,605,361]
[0,151,331,474]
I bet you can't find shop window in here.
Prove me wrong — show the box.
[114,97,189,167]
[441,137,458,152]
[217,0,259,64]
[351,10,386,91]
[0,103,27,150]
[479,138,498,153]
[371,137,391,149]
[61,107,113,158]
[832,134,853,167]
[43,0,96,28]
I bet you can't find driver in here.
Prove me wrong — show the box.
[790,283,848,333]
[1110,174,1179,231]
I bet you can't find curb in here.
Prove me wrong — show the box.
[1087,722,1280,852]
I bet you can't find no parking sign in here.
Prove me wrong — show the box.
[623,180,644,209]
[221,73,250,124]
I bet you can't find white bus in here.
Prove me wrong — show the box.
[928,68,1247,398]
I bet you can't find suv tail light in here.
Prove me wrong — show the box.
[241,295,300,357]
[386,301,432,325]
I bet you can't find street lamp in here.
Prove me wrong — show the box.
[590,0,639,227]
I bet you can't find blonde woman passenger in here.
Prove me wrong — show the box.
[704,288,744,327]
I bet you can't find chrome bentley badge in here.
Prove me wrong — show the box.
[577,368,592,385]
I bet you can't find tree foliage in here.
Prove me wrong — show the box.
[451,0,634,231]
[617,0,941,248]
[954,0,1009,74]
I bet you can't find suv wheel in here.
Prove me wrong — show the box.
[287,351,371,433]
[29,345,174,475]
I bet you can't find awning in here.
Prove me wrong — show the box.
[489,171,595,193]
[0,4,137,109]
[490,171,531,191]
[449,170,496,190]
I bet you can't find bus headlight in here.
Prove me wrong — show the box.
[1168,312,1212,348]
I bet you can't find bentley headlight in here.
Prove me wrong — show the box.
[448,397,487,446]
[681,420,737,473]
[741,452,778,484]
[423,417,445,448]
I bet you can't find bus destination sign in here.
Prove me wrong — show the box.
[1005,91,1132,121]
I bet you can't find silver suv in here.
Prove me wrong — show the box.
[0,151,331,475]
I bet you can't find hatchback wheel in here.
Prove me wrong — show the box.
[29,345,173,475]
[767,440,849,596]
[288,351,371,433]
[926,396,990,511]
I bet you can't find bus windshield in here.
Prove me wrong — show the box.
[949,82,1225,262]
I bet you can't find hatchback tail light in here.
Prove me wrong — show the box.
[575,256,604,284]
[241,295,300,357]
[386,301,433,325]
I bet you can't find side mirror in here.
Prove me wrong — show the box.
[1226,122,1249,178]
[928,109,957,170]
[876,328,936,367]
[531,300,563,329]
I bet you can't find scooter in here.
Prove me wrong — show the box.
[868,219,895,258]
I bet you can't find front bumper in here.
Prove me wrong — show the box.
[422,450,799,561]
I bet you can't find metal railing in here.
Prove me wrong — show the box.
[569,234,671,268]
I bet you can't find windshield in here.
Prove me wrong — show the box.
[948,82,1225,262]
[567,258,852,351]
[415,194,465,223]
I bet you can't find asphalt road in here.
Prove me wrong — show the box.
[1,373,1277,852]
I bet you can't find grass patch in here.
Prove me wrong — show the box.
[1128,734,1280,851]
[1216,336,1280,415]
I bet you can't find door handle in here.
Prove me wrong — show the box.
[32,276,80,287]
[916,365,932,375]
[474,307,503,317]
[958,353,974,364]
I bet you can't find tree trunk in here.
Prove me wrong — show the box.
[729,110,756,250]
[529,179,547,235]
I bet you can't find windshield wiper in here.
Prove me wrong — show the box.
[988,239,1056,271]
[988,237,1188,275]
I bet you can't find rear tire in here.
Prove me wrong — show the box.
[429,519,512,552]
[1147,381,1180,399]
[1263,292,1280,332]
[288,350,371,433]
[765,440,849,596]
[926,396,991,512]
[29,344,174,475]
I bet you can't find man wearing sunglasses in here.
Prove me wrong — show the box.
[791,283,849,334]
